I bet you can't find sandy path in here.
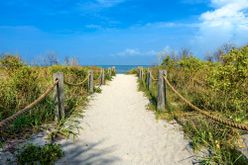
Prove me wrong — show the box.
[57,74,193,165]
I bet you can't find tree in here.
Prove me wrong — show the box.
[45,52,59,66]
[213,43,235,63]
[178,48,191,59]
[64,56,70,66]
[64,57,80,66]
[69,57,79,66]
[205,51,214,62]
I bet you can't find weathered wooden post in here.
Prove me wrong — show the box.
[147,70,152,91]
[137,67,140,78]
[112,66,116,76]
[141,68,144,80]
[157,70,166,111]
[88,70,94,93]
[53,72,65,122]
[101,68,105,85]
[138,67,143,80]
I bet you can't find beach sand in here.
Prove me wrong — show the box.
[56,74,194,165]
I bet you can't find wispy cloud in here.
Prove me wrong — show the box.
[85,24,104,30]
[143,22,199,29]
[96,0,125,8]
[78,0,126,11]
[114,48,157,57]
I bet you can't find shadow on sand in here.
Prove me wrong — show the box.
[56,139,120,165]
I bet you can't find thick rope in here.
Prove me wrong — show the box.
[0,80,58,130]
[151,74,158,81]
[64,74,89,87]
[163,76,248,131]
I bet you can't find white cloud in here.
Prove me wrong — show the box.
[201,0,248,27]
[192,0,248,54]
[114,48,157,57]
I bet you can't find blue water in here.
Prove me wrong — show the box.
[97,65,154,74]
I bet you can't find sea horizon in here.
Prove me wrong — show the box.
[95,65,156,73]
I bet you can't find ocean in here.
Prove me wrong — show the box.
[97,65,154,74]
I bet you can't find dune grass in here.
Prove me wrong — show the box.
[0,55,113,148]
[136,45,248,164]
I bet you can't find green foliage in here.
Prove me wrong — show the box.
[17,143,63,165]
[161,55,176,68]
[127,68,137,74]
[140,45,248,164]
[0,55,24,72]
[0,55,116,155]
[94,87,102,93]
[184,118,248,164]
[0,55,110,146]
[207,46,248,120]
[104,69,113,81]
[0,57,55,136]
[0,56,41,117]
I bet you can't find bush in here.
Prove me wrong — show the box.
[17,143,63,165]
[0,55,107,146]
[0,57,55,135]
[144,45,248,164]
[0,55,24,72]
[207,46,248,120]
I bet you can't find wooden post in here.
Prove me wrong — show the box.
[157,70,166,111]
[53,72,65,122]
[147,70,152,91]
[101,69,105,85]
[138,67,143,80]
[108,68,111,77]
[112,66,116,76]
[146,70,149,87]
[88,70,94,93]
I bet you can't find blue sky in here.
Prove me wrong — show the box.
[0,0,248,65]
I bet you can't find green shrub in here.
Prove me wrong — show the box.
[0,55,24,72]
[142,45,248,164]
[0,55,106,146]
[17,143,63,165]
[127,68,137,74]
[207,46,248,120]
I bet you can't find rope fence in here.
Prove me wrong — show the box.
[64,74,90,87]
[0,66,116,131]
[150,73,158,81]
[0,80,58,129]
[137,67,248,131]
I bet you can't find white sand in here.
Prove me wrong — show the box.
[56,74,194,165]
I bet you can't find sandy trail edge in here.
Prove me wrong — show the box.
[56,74,194,165]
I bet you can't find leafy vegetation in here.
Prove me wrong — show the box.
[0,54,112,146]
[137,45,248,164]
[16,143,63,165]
